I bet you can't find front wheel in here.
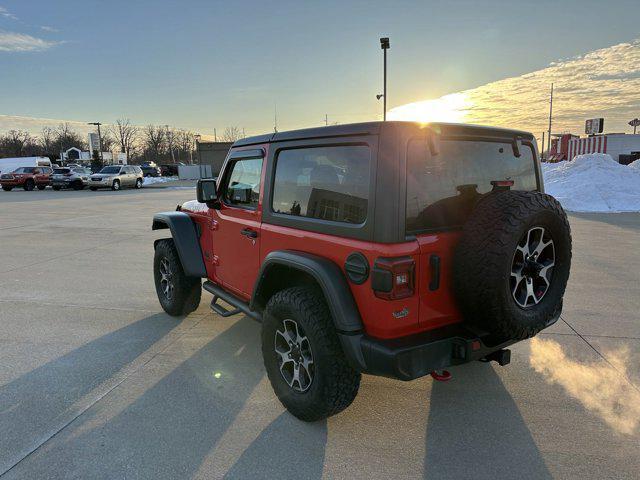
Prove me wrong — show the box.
[2,186,13,191]
[262,286,361,422]
[37,184,46,190]
[153,239,201,316]
[111,179,120,191]
[89,187,98,191]
[73,181,84,190]
[52,186,61,191]
[23,180,35,191]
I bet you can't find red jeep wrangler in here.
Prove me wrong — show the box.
[1,166,53,191]
[152,121,571,421]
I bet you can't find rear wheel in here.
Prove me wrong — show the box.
[52,186,61,191]
[73,180,84,190]
[37,184,46,190]
[153,239,201,316]
[262,286,361,421]
[23,179,35,191]
[90,187,98,191]
[111,179,120,191]
[2,186,13,191]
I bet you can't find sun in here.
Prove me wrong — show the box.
[387,92,471,123]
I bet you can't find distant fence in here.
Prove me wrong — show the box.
[178,165,213,179]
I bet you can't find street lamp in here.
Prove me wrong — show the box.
[87,122,103,163]
[378,37,390,121]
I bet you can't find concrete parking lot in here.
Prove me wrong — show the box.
[0,187,639,479]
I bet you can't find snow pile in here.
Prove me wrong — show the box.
[541,154,640,212]
[629,159,640,170]
[143,176,179,185]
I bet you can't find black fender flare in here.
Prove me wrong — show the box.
[251,250,364,334]
[152,212,207,278]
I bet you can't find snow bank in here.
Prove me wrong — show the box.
[541,153,640,212]
[143,176,179,185]
[629,159,640,170]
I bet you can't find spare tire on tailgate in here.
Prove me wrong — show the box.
[453,190,572,341]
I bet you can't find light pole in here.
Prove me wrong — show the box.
[88,122,103,163]
[378,37,390,121]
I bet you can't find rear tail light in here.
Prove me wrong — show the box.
[371,256,415,300]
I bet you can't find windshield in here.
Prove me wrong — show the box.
[99,166,121,174]
[13,167,36,174]
[406,137,538,233]
[54,168,70,174]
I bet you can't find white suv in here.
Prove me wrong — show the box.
[89,165,144,191]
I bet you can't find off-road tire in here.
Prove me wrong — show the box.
[453,190,571,341]
[111,179,121,191]
[52,186,61,191]
[262,286,361,422]
[37,184,46,190]
[154,239,201,316]
[23,180,35,191]
[2,186,13,191]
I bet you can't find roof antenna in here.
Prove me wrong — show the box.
[274,104,278,133]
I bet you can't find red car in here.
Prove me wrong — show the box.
[1,166,53,191]
[151,121,572,421]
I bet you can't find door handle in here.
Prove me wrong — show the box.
[429,254,441,291]
[240,228,258,239]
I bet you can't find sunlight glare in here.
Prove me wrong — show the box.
[388,92,471,123]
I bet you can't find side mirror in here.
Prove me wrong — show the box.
[197,178,219,206]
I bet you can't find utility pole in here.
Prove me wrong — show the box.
[547,83,553,157]
[541,132,545,160]
[214,128,217,142]
[325,114,328,126]
[88,122,104,163]
[379,37,390,121]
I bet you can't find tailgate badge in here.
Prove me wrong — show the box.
[392,307,409,319]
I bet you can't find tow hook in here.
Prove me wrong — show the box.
[479,348,511,366]
[430,370,452,382]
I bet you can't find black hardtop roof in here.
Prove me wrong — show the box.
[232,121,534,147]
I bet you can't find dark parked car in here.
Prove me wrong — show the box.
[140,162,161,177]
[160,163,184,176]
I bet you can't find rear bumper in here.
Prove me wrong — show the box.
[338,323,518,381]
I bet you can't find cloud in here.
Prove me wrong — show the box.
[389,39,640,136]
[40,25,58,33]
[0,31,61,52]
[0,6,18,21]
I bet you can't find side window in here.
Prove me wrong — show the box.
[272,145,370,224]
[222,158,263,209]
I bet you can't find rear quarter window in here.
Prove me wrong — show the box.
[406,137,538,233]
[272,145,370,224]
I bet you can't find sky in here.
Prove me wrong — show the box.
[1,0,640,141]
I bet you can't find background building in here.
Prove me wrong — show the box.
[196,141,233,176]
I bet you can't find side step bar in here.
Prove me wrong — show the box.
[202,281,262,322]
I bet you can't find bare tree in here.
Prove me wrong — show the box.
[39,127,55,155]
[100,132,116,153]
[142,124,166,161]
[55,123,86,153]
[177,130,195,163]
[0,130,37,157]
[164,126,177,163]
[219,126,244,142]
[110,118,139,160]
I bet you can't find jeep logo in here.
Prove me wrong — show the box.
[392,307,409,319]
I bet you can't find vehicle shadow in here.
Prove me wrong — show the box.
[568,212,640,231]
[0,313,180,475]
[424,362,552,480]
[3,317,270,479]
[224,412,327,479]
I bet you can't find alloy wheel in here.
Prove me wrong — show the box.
[510,226,555,308]
[274,319,314,392]
[159,258,174,300]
